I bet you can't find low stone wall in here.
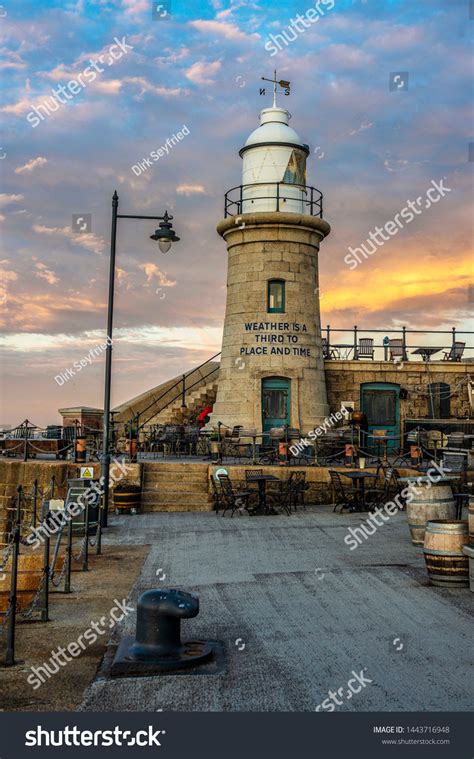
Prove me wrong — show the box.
[0,460,142,542]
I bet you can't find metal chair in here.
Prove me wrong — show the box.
[245,469,263,509]
[266,477,294,516]
[443,342,465,362]
[322,337,338,359]
[210,476,222,514]
[288,470,308,510]
[223,427,251,463]
[218,474,252,518]
[441,453,468,508]
[358,338,375,360]
[329,470,358,513]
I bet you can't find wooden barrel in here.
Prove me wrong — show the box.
[423,520,469,588]
[0,554,43,613]
[462,544,474,592]
[468,497,474,545]
[406,481,455,546]
[113,485,141,512]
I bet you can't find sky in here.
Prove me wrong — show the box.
[0,0,473,427]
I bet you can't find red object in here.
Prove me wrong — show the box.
[198,405,213,428]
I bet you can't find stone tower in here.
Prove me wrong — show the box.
[208,87,331,435]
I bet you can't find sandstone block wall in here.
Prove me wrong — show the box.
[209,212,331,433]
[324,360,473,422]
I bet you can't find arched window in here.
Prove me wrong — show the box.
[428,382,450,419]
[267,280,285,313]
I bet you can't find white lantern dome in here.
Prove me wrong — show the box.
[239,104,310,214]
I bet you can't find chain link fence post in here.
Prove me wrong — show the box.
[82,500,90,572]
[64,517,72,594]
[40,527,50,622]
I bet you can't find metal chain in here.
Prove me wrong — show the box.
[16,570,46,620]
[49,556,67,588]
[72,535,87,562]
[0,602,14,635]
[0,541,15,572]
[88,522,100,547]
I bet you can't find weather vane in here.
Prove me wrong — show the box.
[260,70,291,105]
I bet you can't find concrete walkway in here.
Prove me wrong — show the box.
[80,506,473,712]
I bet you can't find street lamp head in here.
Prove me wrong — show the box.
[150,211,180,254]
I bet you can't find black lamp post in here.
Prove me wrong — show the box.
[101,191,180,527]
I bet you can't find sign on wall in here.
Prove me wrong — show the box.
[240,321,311,356]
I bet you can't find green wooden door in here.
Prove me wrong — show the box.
[262,377,291,433]
[361,382,400,451]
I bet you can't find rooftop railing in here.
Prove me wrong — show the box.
[323,325,473,361]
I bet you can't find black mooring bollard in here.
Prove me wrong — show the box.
[111,588,215,676]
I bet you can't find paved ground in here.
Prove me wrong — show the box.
[80,506,473,712]
[0,544,148,711]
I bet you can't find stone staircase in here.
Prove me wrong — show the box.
[141,462,212,512]
[151,379,218,426]
[113,360,220,429]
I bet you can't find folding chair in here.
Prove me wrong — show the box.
[358,337,375,360]
[443,342,465,362]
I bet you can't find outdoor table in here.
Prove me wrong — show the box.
[238,432,266,465]
[367,433,399,462]
[337,470,378,512]
[411,347,441,362]
[333,344,353,359]
[245,473,280,514]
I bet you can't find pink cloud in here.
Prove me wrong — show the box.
[185,60,222,85]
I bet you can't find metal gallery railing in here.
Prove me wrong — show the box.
[224,182,323,218]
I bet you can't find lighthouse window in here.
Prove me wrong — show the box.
[283,150,306,185]
[268,280,285,313]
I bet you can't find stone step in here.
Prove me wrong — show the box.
[143,502,213,513]
[142,463,209,473]
[143,479,208,493]
[141,491,211,506]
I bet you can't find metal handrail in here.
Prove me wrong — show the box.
[134,351,221,430]
[323,325,473,361]
[224,182,323,218]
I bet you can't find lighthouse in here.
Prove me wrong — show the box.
[208,75,331,435]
